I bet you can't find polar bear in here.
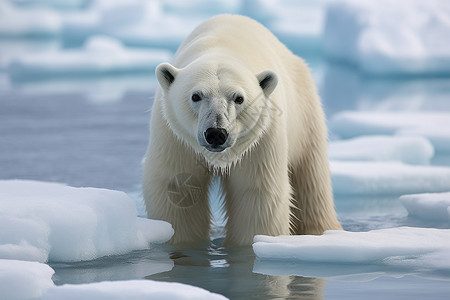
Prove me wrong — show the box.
[143,14,341,247]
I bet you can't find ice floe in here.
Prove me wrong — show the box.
[400,192,450,222]
[8,74,158,103]
[0,2,62,37]
[7,36,171,81]
[0,259,54,300]
[253,227,450,277]
[0,180,173,263]
[331,161,450,195]
[329,111,450,153]
[320,64,450,115]
[42,280,228,300]
[62,0,204,49]
[242,0,328,53]
[329,135,434,165]
[0,259,225,300]
[324,0,450,75]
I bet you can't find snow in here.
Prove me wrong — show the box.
[320,64,450,115]
[10,0,90,10]
[329,135,434,165]
[62,0,204,49]
[242,0,328,52]
[0,2,62,37]
[42,280,228,300]
[0,180,173,263]
[0,261,226,300]
[331,161,450,196]
[0,0,326,51]
[329,111,450,153]
[324,0,450,75]
[253,227,450,270]
[0,259,54,300]
[11,74,158,104]
[7,36,171,81]
[400,192,450,222]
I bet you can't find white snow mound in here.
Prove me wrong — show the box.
[329,135,434,165]
[42,280,228,300]
[253,227,450,269]
[0,2,62,37]
[400,192,450,222]
[0,259,55,300]
[331,161,450,195]
[329,111,450,153]
[0,180,173,263]
[324,0,450,75]
[7,36,171,80]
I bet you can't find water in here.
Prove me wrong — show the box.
[2,51,450,300]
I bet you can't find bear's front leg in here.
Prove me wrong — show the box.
[143,120,212,247]
[222,143,292,246]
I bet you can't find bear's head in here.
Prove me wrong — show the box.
[155,55,278,169]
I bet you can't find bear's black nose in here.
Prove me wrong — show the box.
[204,128,228,146]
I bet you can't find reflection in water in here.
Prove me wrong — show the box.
[51,245,174,285]
[147,242,325,300]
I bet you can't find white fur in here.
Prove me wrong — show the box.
[143,15,342,247]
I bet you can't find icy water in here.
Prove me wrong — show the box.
[2,59,450,299]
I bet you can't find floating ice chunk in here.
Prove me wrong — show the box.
[162,0,240,15]
[331,161,450,195]
[10,0,90,10]
[253,227,450,267]
[42,280,228,300]
[0,180,173,263]
[243,0,327,36]
[242,0,327,53]
[0,259,54,300]
[11,73,158,104]
[329,135,434,165]
[8,36,171,81]
[63,1,202,49]
[320,63,450,115]
[400,192,450,222]
[329,111,450,153]
[324,0,450,75]
[253,228,450,280]
[0,2,62,37]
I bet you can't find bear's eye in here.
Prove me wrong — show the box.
[235,96,244,104]
[191,93,201,102]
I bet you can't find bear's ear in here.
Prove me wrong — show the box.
[256,70,278,97]
[156,63,180,92]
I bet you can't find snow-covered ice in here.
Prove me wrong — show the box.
[0,259,224,300]
[400,192,450,222]
[324,0,450,75]
[329,111,450,153]
[0,259,54,300]
[10,74,158,104]
[331,161,450,195]
[253,227,450,271]
[62,0,204,49]
[9,0,90,10]
[320,64,450,115]
[7,36,171,80]
[0,180,173,263]
[329,135,434,165]
[0,2,62,37]
[42,280,228,300]
[242,0,328,52]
